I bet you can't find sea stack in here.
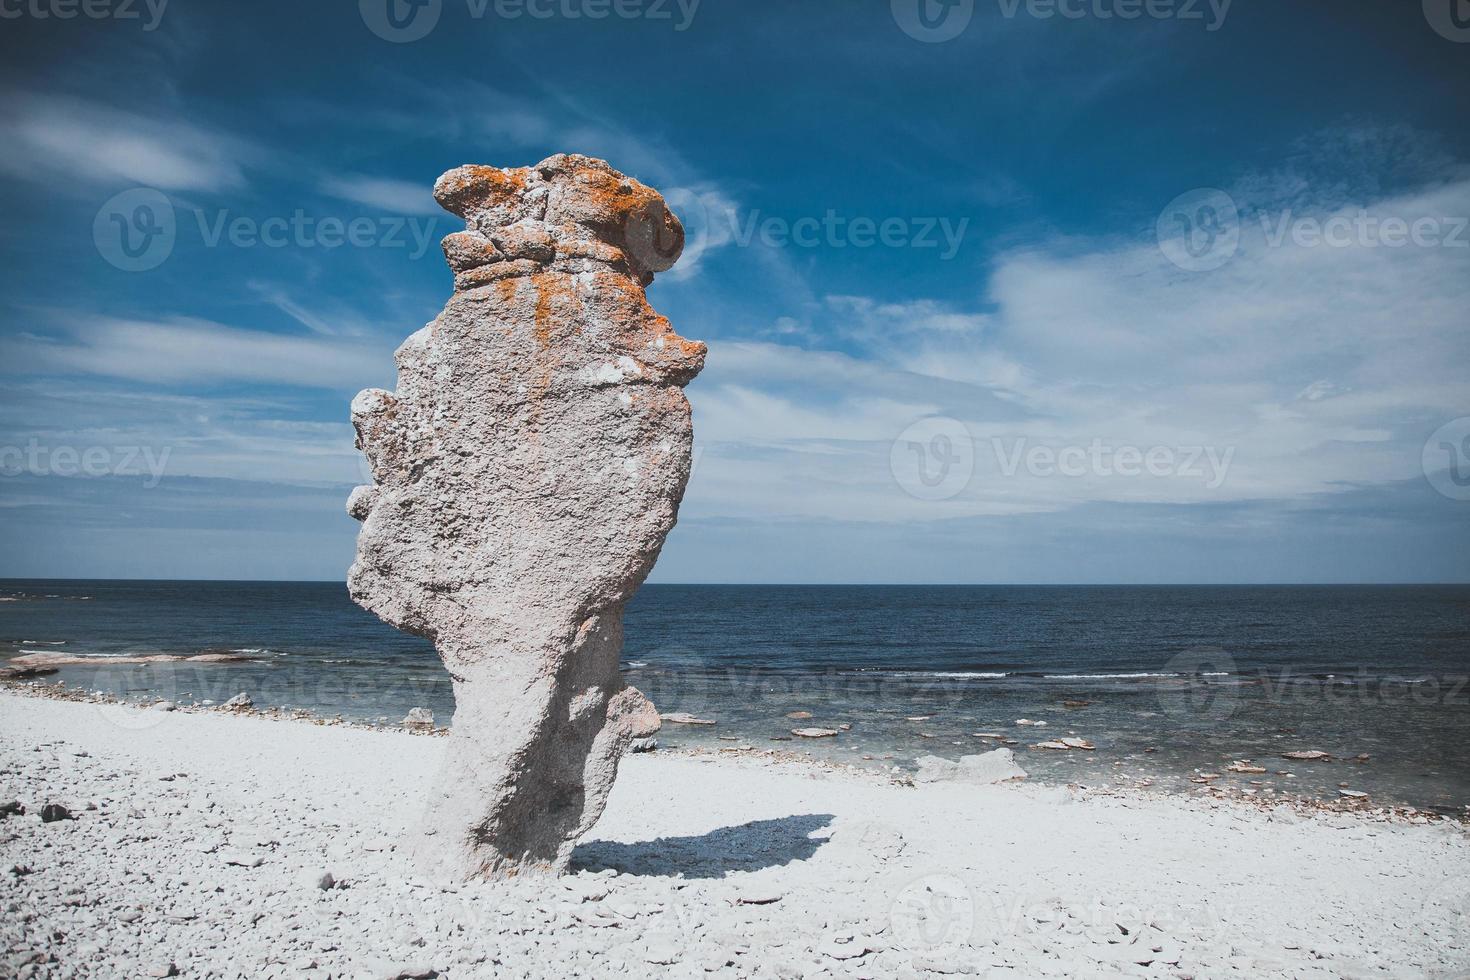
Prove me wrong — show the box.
[346,154,705,880]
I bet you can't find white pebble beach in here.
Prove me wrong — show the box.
[2,691,1466,979]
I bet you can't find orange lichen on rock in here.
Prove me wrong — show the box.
[433,165,529,218]
[347,157,704,880]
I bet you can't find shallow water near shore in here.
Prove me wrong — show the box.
[4,579,1468,812]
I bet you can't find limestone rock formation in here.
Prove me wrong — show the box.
[346,154,705,880]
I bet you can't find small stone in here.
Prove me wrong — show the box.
[303,870,335,891]
[223,852,264,868]
[737,890,783,905]
[402,707,434,728]
[1227,761,1267,774]
[146,964,178,978]
[628,737,658,753]
[375,964,437,980]
[791,728,839,738]
[39,803,72,823]
[661,712,716,725]
[820,939,871,960]
[785,711,813,719]
[222,692,252,709]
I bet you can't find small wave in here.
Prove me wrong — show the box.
[892,671,1009,679]
[1040,671,1231,680]
[623,661,649,668]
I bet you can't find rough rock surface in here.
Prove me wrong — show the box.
[346,154,704,880]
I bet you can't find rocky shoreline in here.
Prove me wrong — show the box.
[3,690,1469,978]
[3,677,1459,826]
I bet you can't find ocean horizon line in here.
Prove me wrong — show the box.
[3,577,1469,587]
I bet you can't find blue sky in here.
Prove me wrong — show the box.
[0,0,1467,582]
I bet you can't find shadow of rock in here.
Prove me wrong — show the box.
[573,813,836,879]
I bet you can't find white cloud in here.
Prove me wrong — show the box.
[680,173,1470,523]
[1,315,394,391]
[318,174,443,216]
[0,92,249,192]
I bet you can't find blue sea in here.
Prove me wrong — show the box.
[3,580,1468,812]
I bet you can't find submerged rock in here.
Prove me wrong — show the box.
[347,154,703,881]
[661,712,716,726]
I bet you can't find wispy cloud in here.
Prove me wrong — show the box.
[0,92,251,192]
[1,315,393,391]
[318,174,443,216]
[680,167,1470,525]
